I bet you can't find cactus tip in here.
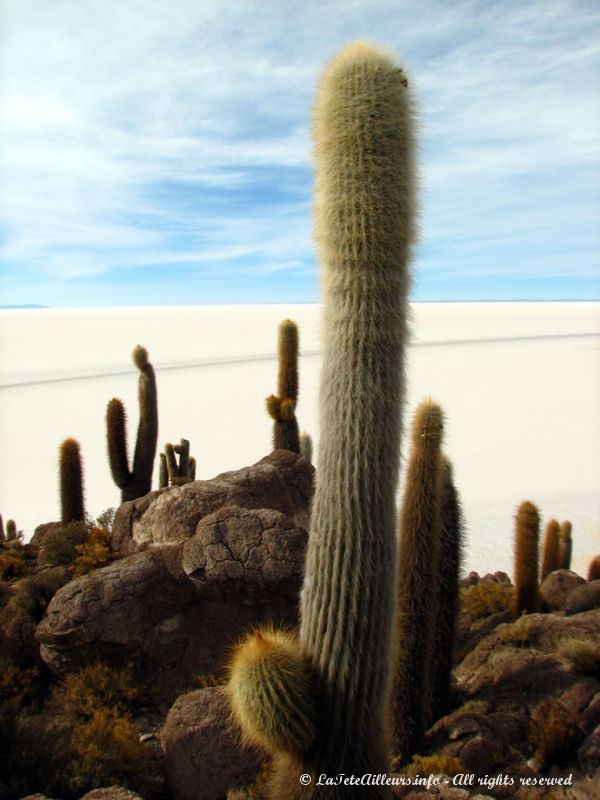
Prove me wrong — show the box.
[132,345,149,370]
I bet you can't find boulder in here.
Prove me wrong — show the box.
[78,790,144,800]
[161,686,263,800]
[30,522,60,548]
[566,581,600,615]
[540,570,586,611]
[112,450,313,553]
[36,453,311,704]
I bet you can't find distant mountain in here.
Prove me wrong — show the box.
[0,303,50,309]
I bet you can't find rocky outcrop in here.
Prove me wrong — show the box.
[566,581,600,615]
[112,450,313,553]
[36,452,312,704]
[161,686,263,800]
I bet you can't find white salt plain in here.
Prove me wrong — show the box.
[0,301,599,579]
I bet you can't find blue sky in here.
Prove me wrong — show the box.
[0,0,599,307]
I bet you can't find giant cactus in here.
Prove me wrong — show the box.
[394,400,444,762]
[106,345,158,503]
[59,438,85,524]
[558,520,572,570]
[540,518,560,580]
[267,319,301,453]
[514,501,540,614]
[229,41,415,798]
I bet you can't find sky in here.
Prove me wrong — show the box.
[0,0,599,307]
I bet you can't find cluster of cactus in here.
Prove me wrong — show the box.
[540,518,573,580]
[229,41,416,797]
[266,319,301,454]
[393,401,464,763]
[106,345,158,503]
[159,438,196,487]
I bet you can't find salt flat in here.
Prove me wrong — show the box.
[1,301,599,578]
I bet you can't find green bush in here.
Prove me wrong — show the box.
[461,582,514,623]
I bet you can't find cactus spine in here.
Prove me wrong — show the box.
[514,501,540,614]
[394,400,444,762]
[558,520,572,570]
[228,41,415,798]
[106,345,158,503]
[540,518,560,580]
[426,455,464,726]
[59,438,85,524]
[267,320,300,453]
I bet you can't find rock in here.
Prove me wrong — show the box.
[78,789,144,800]
[566,581,600,615]
[540,570,586,611]
[578,724,600,774]
[36,456,311,704]
[162,686,263,800]
[480,572,511,584]
[460,571,480,587]
[112,450,313,553]
[30,521,60,548]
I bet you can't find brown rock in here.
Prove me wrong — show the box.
[36,460,310,704]
[112,450,313,553]
[566,581,600,615]
[540,570,586,611]
[162,686,263,800]
[30,521,61,548]
[578,724,600,775]
[78,789,144,800]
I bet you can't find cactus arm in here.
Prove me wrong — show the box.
[131,348,158,498]
[106,398,130,490]
[541,519,560,580]
[189,457,196,480]
[59,438,85,524]
[175,438,190,477]
[159,452,168,489]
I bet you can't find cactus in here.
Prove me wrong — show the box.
[394,400,444,762]
[106,345,158,503]
[0,514,4,542]
[228,628,317,756]
[514,501,540,615]
[59,438,85,524]
[540,519,560,580]
[588,556,600,582]
[228,42,415,798]
[266,320,300,453]
[299,432,313,463]
[558,520,572,570]
[161,438,196,487]
[6,519,17,541]
[426,455,464,726]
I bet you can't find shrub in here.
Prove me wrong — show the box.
[496,615,533,646]
[557,637,600,674]
[0,657,41,707]
[461,582,514,623]
[11,567,70,622]
[42,520,89,566]
[48,662,149,721]
[529,698,583,764]
[0,547,26,580]
[196,672,226,689]
[71,528,116,577]
[95,507,116,532]
[399,754,464,777]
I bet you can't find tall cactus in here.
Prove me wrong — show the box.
[266,319,300,453]
[514,501,540,614]
[59,438,85,524]
[540,518,560,580]
[558,520,572,570]
[6,519,17,542]
[394,400,444,762]
[106,345,158,503]
[426,454,464,727]
[229,41,415,798]
[0,514,4,542]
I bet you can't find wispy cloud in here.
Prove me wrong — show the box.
[0,0,598,304]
